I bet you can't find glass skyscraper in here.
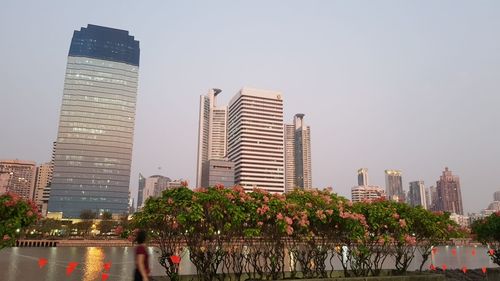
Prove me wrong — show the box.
[48,25,140,218]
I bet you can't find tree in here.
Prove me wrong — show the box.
[472,212,500,266]
[80,209,97,220]
[1,192,39,250]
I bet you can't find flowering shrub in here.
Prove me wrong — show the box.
[0,192,39,250]
[133,186,459,280]
[472,212,500,266]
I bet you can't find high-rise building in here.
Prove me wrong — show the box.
[0,160,37,200]
[34,162,53,216]
[227,88,285,193]
[351,185,385,202]
[408,181,427,209]
[436,167,463,215]
[196,88,229,187]
[201,159,235,188]
[48,24,140,217]
[142,175,171,205]
[284,114,312,192]
[357,168,369,186]
[494,191,500,202]
[137,173,145,208]
[385,170,404,202]
[425,187,432,210]
[429,186,438,211]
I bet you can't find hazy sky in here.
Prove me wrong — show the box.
[1,1,499,213]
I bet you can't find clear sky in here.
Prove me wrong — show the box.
[1,1,499,213]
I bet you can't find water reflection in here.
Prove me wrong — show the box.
[83,247,105,281]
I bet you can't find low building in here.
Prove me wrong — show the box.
[0,159,37,200]
[351,185,386,202]
[450,213,469,228]
[201,159,235,188]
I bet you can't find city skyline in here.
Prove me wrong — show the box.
[1,1,500,213]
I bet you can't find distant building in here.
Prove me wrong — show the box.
[166,179,185,189]
[435,167,464,215]
[450,213,469,228]
[284,114,312,192]
[494,191,500,202]
[196,88,228,187]
[201,159,235,188]
[142,175,171,205]
[0,160,37,200]
[137,173,145,208]
[429,186,438,211]
[358,168,369,186]
[408,181,427,209]
[227,88,285,193]
[425,187,432,210]
[385,170,404,202]
[34,162,53,216]
[351,185,385,202]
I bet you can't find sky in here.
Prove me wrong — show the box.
[1,1,499,213]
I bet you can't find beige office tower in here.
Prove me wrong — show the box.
[196,88,228,187]
[34,162,53,216]
[385,169,405,202]
[0,160,37,200]
[284,114,312,192]
[227,88,285,193]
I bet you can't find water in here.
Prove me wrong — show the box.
[0,246,497,280]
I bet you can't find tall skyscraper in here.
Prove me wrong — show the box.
[227,88,285,193]
[357,168,369,186]
[284,114,312,192]
[408,181,427,209]
[48,24,140,217]
[137,173,145,209]
[196,88,229,187]
[429,186,438,211]
[34,162,53,216]
[385,170,404,202]
[0,160,37,200]
[436,167,463,215]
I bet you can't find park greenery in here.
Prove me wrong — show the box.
[471,211,500,266]
[0,192,39,250]
[132,185,463,281]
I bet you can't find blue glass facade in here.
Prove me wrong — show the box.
[69,24,140,66]
[48,25,140,218]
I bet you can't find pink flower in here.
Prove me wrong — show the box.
[257,221,264,226]
[399,219,407,228]
[276,213,284,220]
[214,183,224,190]
[404,235,416,245]
[306,203,313,208]
[167,198,174,204]
[325,209,334,215]
[286,225,293,235]
[393,213,400,219]
[263,196,269,203]
[3,235,10,241]
[27,211,33,217]
[285,217,293,225]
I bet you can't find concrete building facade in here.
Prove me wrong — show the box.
[357,168,369,186]
[351,185,386,202]
[196,89,229,187]
[385,170,404,202]
[0,160,37,200]
[48,24,140,217]
[34,162,53,216]
[284,114,312,192]
[227,88,285,193]
[201,159,235,188]
[436,167,464,215]
[408,181,427,209]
